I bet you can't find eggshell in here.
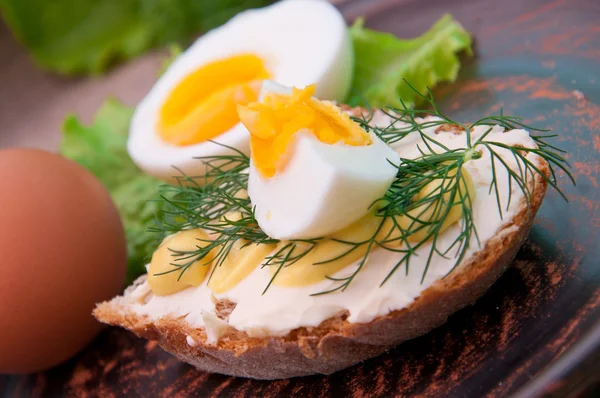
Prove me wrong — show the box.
[0,149,126,374]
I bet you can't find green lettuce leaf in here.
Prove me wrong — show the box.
[60,100,162,283]
[0,0,271,75]
[348,14,472,108]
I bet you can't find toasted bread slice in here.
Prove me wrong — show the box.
[94,112,549,380]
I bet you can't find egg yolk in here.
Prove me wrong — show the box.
[237,85,372,178]
[158,54,270,146]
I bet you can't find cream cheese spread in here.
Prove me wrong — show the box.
[127,115,542,339]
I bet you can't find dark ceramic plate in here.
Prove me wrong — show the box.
[2,0,599,396]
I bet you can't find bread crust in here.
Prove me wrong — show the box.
[94,124,550,380]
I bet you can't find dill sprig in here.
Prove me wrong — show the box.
[356,81,575,212]
[151,83,574,295]
[149,143,275,281]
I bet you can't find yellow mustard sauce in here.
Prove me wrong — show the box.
[147,229,213,295]
[147,170,474,295]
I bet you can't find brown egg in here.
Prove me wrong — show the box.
[0,149,126,374]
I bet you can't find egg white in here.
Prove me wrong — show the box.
[249,131,399,240]
[128,0,353,183]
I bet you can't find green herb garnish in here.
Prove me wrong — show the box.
[150,83,574,295]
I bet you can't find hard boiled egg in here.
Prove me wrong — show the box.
[238,82,399,240]
[129,0,353,183]
[0,149,126,373]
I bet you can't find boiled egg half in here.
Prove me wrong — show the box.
[238,81,400,240]
[128,0,353,183]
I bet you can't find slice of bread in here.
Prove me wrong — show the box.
[94,113,550,380]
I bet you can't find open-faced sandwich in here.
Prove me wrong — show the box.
[93,0,571,380]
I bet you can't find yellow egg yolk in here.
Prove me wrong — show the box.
[237,85,372,178]
[158,54,270,146]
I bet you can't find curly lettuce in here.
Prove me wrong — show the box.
[60,100,162,283]
[348,14,472,108]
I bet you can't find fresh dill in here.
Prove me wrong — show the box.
[151,83,575,295]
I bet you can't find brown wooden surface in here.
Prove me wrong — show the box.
[1,0,600,396]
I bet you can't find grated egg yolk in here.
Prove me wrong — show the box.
[158,54,270,146]
[237,85,372,178]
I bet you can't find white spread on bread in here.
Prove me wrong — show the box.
[186,335,198,347]
[201,311,231,345]
[127,115,541,339]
